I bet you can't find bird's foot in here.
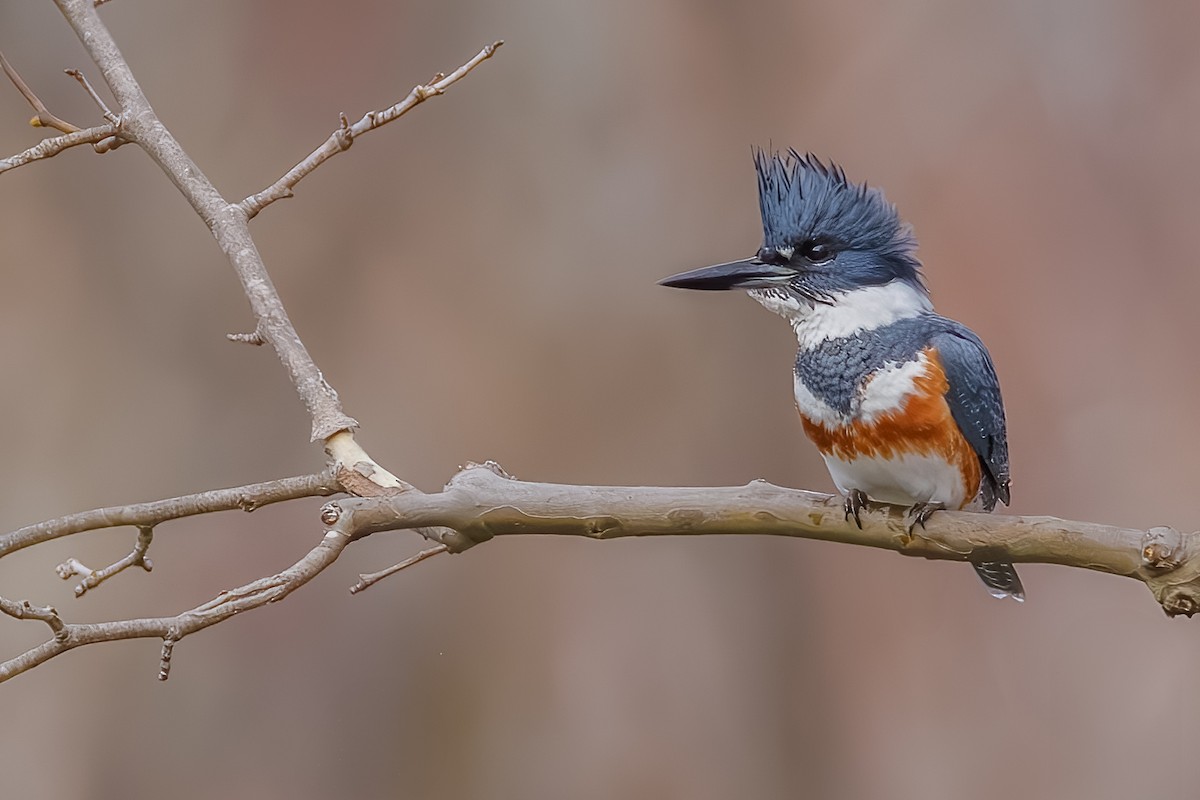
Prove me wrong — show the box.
[906,502,945,534]
[844,489,870,529]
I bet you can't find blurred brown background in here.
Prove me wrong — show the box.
[3,1,1199,798]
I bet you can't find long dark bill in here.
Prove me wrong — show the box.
[658,258,796,291]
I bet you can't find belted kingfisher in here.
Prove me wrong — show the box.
[660,150,1022,601]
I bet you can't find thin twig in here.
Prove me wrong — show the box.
[0,49,80,133]
[0,123,117,174]
[57,525,155,597]
[65,68,119,123]
[0,597,66,639]
[0,470,339,559]
[349,543,449,594]
[0,526,353,683]
[238,40,504,220]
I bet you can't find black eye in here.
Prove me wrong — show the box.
[801,239,835,264]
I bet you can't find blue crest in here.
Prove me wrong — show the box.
[753,150,925,292]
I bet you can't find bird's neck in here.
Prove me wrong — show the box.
[751,279,933,349]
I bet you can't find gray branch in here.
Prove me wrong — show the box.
[0,471,343,682]
[322,463,1200,617]
[239,40,504,220]
[3,458,1195,682]
[53,0,360,441]
[0,471,339,559]
[0,123,118,174]
[0,0,504,684]
[0,528,351,683]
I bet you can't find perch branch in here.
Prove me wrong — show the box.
[6,458,1197,683]
[325,463,1200,617]
[238,40,503,220]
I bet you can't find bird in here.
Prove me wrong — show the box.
[659,149,1022,601]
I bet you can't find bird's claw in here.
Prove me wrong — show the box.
[906,502,944,534]
[844,489,869,529]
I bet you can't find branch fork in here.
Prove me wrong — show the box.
[0,597,66,640]
[237,39,503,219]
[56,525,154,597]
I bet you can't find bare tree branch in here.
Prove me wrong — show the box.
[0,527,352,683]
[0,123,118,174]
[52,0,365,442]
[238,40,504,220]
[64,67,119,124]
[349,543,449,594]
[56,525,155,597]
[0,471,339,559]
[0,2,503,684]
[0,49,126,163]
[0,597,66,639]
[324,463,1200,617]
[0,472,340,677]
[52,0,499,445]
[0,49,80,133]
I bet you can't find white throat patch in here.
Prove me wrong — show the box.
[749,280,932,350]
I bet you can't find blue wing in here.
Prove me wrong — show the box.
[930,320,1010,510]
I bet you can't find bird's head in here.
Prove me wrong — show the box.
[660,150,928,320]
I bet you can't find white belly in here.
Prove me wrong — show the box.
[823,452,968,508]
